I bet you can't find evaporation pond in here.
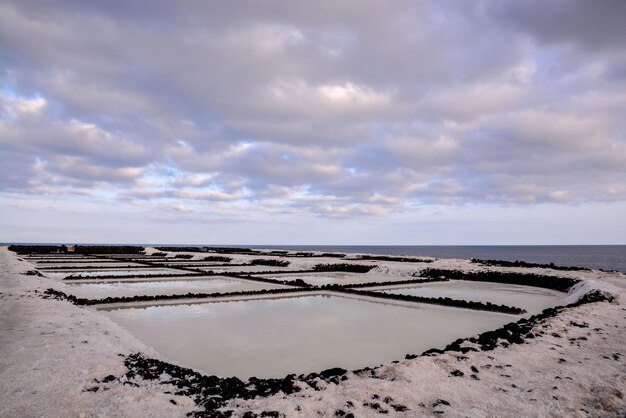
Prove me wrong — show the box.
[43,268,183,279]
[266,272,400,286]
[380,281,565,313]
[198,265,291,273]
[37,262,146,268]
[102,294,512,379]
[67,277,282,298]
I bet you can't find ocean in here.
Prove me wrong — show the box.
[244,245,626,273]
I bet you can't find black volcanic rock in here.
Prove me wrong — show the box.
[420,268,579,292]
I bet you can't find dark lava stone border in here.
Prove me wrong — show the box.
[250,259,291,267]
[156,263,251,269]
[470,258,589,271]
[63,272,206,280]
[155,246,348,259]
[42,276,526,314]
[311,263,376,273]
[329,286,525,315]
[420,268,580,292]
[337,277,449,289]
[201,256,233,263]
[41,287,318,306]
[30,259,124,264]
[32,254,556,314]
[83,289,613,418]
[60,266,370,281]
[10,245,145,254]
[39,265,162,270]
[156,246,256,253]
[356,255,434,263]
[405,290,613,356]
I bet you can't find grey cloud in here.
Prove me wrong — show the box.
[1,0,625,218]
[0,149,37,191]
[486,0,626,51]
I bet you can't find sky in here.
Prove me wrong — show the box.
[1,0,626,245]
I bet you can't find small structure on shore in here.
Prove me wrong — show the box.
[61,244,75,253]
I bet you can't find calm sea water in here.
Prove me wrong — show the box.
[245,245,626,273]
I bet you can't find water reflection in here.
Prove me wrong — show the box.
[44,268,182,279]
[198,265,292,273]
[68,277,282,298]
[264,272,399,286]
[380,280,565,313]
[36,262,145,268]
[103,294,513,379]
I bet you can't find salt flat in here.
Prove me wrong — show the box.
[1,246,625,417]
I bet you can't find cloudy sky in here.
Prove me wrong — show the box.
[1,0,625,245]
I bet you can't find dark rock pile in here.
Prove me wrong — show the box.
[22,270,44,277]
[406,289,614,359]
[124,353,300,417]
[356,255,433,263]
[250,259,290,267]
[9,245,63,254]
[202,256,232,262]
[317,253,346,258]
[420,268,579,292]
[118,354,353,417]
[470,258,589,271]
[312,263,376,273]
[334,287,526,315]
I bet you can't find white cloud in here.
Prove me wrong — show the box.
[317,82,391,105]
[1,92,47,119]
[269,79,392,111]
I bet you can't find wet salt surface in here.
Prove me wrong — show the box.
[264,272,404,286]
[101,294,514,379]
[67,277,283,299]
[66,275,216,284]
[43,268,184,279]
[24,257,98,260]
[36,262,146,268]
[379,280,566,313]
[197,265,292,273]
[146,260,226,265]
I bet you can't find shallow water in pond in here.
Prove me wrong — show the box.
[379,281,565,313]
[44,268,183,279]
[265,272,406,286]
[37,262,146,268]
[197,265,292,273]
[24,257,97,260]
[67,277,282,298]
[102,294,513,379]
[148,260,227,265]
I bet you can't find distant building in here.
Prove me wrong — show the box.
[62,245,75,253]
